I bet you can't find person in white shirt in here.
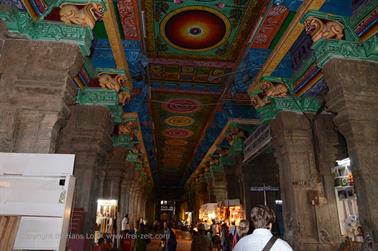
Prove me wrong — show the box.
[233,205,293,251]
[121,214,129,235]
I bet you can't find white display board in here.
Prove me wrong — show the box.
[0,153,76,251]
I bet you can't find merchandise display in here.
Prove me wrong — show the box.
[95,199,118,242]
[333,158,362,242]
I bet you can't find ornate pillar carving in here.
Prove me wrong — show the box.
[323,58,378,247]
[0,36,83,153]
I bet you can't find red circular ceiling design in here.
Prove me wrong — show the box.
[165,139,188,146]
[163,98,201,113]
[163,128,194,138]
[163,9,227,50]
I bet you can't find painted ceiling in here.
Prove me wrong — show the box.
[1,0,376,189]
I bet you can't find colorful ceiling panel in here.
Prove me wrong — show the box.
[143,0,267,61]
[151,89,220,184]
[149,63,231,84]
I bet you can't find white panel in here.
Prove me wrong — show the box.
[0,153,75,176]
[0,177,65,216]
[13,217,63,250]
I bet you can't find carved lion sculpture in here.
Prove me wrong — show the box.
[98,74,121,92]
[59,3,103,29]
[251,81,288,109]
[263,81,288,97]
[118,91,131,105]
[304,17,344,43]
[119,121,137,136]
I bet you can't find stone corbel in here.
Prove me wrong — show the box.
[301,10,378,68]
[97,68,132,106]
[58,1,105,29]
[249,76,321,123]
[0,5,93,56]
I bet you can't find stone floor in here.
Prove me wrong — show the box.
[147,230,192,251]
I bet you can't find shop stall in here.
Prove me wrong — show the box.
[95,199,118,242]
[333,158,362,242]
[199,203,218,223]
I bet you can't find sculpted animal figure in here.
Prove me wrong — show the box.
[304,17,344,42]
[59,3,104,29]
[118,91,131,105]
[98,74,121,92]
[119,121,137,137]
[251,81,288,108]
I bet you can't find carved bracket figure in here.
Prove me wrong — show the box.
[97,73,131,105]
[304,16,344,43]
[251,80,289,109]
[118,120,138,138]
[59,3,104,29]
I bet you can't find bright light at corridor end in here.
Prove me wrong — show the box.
[97,199,118,205]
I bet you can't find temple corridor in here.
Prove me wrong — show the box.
[0,0,378,251]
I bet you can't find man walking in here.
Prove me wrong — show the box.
[233,206,292,251]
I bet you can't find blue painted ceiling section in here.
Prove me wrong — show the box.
[232,48,271,94]
[180,101,258,185]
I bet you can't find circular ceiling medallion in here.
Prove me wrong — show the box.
[163,98,201,113]
[163,128,194,138]
[164,116,194,127]
[160,6,231,51]
[165,139,188,146]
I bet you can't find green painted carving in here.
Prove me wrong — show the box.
[231,137,243,152]
[312,35,378,68]
[106,105,124,124]
[220,155,235,166]
[301,10,359,42]
[0,7,93,56]
[257,96,321,123]
[112,135,137,148]
[76,88,118,105]
[96,68,127,76]
[350,0,378,27]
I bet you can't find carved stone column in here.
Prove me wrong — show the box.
[103,149,128,200]
[211,172,228,203]
[270,111,321,251]
[0,36,83,152]
[323,58,378,247]
[57,105,113,235]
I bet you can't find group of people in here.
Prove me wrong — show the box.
[191,205,293,251]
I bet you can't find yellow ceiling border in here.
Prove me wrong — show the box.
[247,0,326,95]
[103,0,133,89]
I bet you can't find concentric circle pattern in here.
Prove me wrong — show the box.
[164,116,194,127]
[163,128,194,138]
[161,7,230,51]
[163,98,201,113]
[165,139,188,146]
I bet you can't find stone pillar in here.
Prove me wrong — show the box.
[312,114,344,248]
[323,58,378,247]
[224,163,241,200]
[270,112,321,251]
[207,181,217,203]
[57,105,113,235]
[0,35,83,153]
[211,172,228,202]
[103,149,128,200]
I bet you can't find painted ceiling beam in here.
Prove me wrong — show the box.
[247,0,326,94]
[103,0,133,88]
[186,118,260,186]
